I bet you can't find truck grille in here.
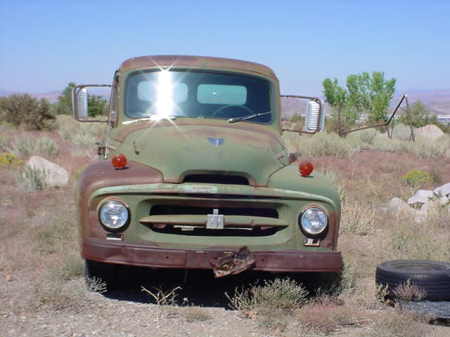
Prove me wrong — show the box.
[140,204,285,237]
[150,205,278,218]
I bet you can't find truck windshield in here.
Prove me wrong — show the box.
[125,70,272,123]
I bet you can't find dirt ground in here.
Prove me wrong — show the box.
[1,125,449,336]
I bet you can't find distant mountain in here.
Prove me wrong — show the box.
[402,89,450,115]
[0,89,61,103]
[0,89,19,97]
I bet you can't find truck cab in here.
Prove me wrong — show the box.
[74,55,342,283]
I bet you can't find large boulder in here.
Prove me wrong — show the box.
[26,156,69,187]
[434,183,450,198]
[415,124,444,141]
[387,197,415,216]
[407,189,434,205]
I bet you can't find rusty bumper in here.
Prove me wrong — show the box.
[82,238,343,273]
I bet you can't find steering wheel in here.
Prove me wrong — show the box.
[211,104,254,118]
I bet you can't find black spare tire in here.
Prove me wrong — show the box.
[376,260,450,301]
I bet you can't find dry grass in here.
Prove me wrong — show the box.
[295,298,368,335]
[365,310,430,337]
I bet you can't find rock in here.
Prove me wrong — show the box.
[26,156,69,187]
[407,189,434,205]
[415,124,444,141]
[439,196,449,206]
[434,183,450,198]
[387,197,415,215]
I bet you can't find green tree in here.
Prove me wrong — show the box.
[56,82,76,115]
[88,94,108,117]
[322,78,355,135]
[346,72,396,123]
[400,100,434,142]
[323,72,396,136]
[56,82,108,117]
[0,94,55,130]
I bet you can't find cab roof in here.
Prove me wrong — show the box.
[119,55,278,81]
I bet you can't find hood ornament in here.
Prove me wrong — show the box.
[208,137,224,146]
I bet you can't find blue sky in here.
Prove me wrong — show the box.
[0,0,449,95]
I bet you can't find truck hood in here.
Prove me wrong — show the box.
[113,122,287,186]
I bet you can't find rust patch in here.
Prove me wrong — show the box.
[78,160,163,239]
[82,238,343,273]
[209,246,256,277]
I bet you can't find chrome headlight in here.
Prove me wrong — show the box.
[99,200,129,231]
[300,207,328,236]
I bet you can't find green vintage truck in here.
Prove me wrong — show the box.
[73,55,343,286]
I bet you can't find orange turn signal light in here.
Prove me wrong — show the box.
[112,154,128,170]
[299,161,314,177]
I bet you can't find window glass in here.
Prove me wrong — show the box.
[197,84,247,105]
[125,70,272,124]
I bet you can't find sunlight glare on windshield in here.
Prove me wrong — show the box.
[152,69,176,121]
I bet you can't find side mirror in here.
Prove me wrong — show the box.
[76,88,88,119]
[304,100,325,133]
[281,95,324,134]
[72,84,111,123]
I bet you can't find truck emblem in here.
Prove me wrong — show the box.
[208,137,224,146]
[206,209,224,229]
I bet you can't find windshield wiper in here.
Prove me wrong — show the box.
[227,111,271,124]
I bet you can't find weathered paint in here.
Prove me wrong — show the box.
[120,55,278,81]
[77,55,343,274]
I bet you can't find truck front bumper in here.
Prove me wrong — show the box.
[82,238,343,274]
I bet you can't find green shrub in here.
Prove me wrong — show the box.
[401,169,433,187]
[0,94,56,130]
[36,137,59,157]
[299,132,356,158]
[57,115,105,146]
[7,136,59,158]
[17,166,48,191]
[0,152,23,168]
[226,278,309,312]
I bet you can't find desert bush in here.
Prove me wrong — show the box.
[7,135,59,158]
[17,166,48,191]
[296,300,365,335]
[298,132,357,158]
[57,115,105,146]
[412,135,450,159]
[141,285,182,305]
[366,310,428,337]
[387,213,450,261]
[391,123,412,141]
[340,200,376,235]
[401,169,433,187]
[356,128,378,145]
[85,276,108,293]
[0,94,56,130]
[36,137,59,157]
[227,278,309,313]
[0,134,8,151]
[7,137,36,157]
[392,280,426,302]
